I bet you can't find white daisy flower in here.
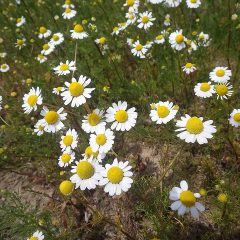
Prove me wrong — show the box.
[164,14,171,26]
[89,127,115,154]
[0,52,7,58]
[124,0,140,10]
[41,43,55,55]
[169,29,186,51]
[229,109,240,127]
[137,11,156,30]
[165,0,182,7]
[215,82,233,100]
[61,76,94,107]
[62,8,76,19]
[176,115,217,144]
[125,7,138,25]
[169,180,205,219]
[198,32,210,47]
[15,38,26,49]
[82,146,106,163]
[37,54,47,63]
[82,109,106,133]
[209,67,232,83]
[99,158,133,196]
[186,0,201,8]
[70,24,88,39]
[53,60,76,76]
[95,37,109,54]
[22,87,43,114]
[182,63,196,74]
[70,158,104,190]
[112,26,121,36]
[150,101,178,124]
[27,230,44,240]
[60,128,78,152]
[131,40,148,58]
[62,0,75,8]
[34,121,45,136]
[39,107,67,133]
[58,150,75,167]
[188,40,198,54]
[50,33,64,46]
[155,34,165,44]
[0,63,10,72]
[148,0,164,4]
[16,16,25,27]
[194,82,215,98]
[52,86,65,95]
[105,101,138,131]
[38,26,52,39]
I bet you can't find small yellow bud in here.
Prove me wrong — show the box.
[11,92,17,97]
[199,188,207,196]
[217,193,227,203]
[59,180,74,196]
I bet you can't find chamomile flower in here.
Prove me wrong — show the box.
[215,83,233,100]
[70,24,88,39]
[148,0,164,4]
[52,86,65,95]
[82,109,106,133]
[41,43,55,55]
[37,54,47,63]
[229,109,240,127]
[155,34,165,44]
[70,158,104,190]
[50,33,64,46]
[38,26,52,39]
[209,67,232,83]
[27,230,44,240]
[126,7,138,25]
[0,63,10,72]
[60,128,78,151]
[62,8,76,19]
[62,0,75,8]
[99,158,133,196]
[16,16,25,27]
[150,101,178,124]
[112,26,121,36]
[169,180,205,219]
[137,11,156,30]
[105,101,138,131]
[182,63,196,74]
[15,38,26,49]
[34,121,45,136]
[124,0,140,10]
[164,14,171,26]
[39,107,67,133]
[58,150,75,167]
[169,29,186,51]
[61,76,95,107]
[82,146,106,163]
[194,82,215,98]
[89,127,115,153]
[53,60,76,76]
[176,115,217,144]
[95,37,109,54]
[165,0,182,7]
[22,87,42,114]
[198,32,210,46]
[186,0,201,8]
[131,40,148,58]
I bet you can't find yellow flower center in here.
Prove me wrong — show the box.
[30,237,38,240]
[69,82,84,97]
[135,44,143,51]
[63,135,73,146]
[233,113,240,122]
[65,8,72,13]
[17,18,22,23]
[115,110,128,123]
[175,34,184,44]
[38,54,44,59]
[180,190,196,207]
[85,146,99,158]
[186,117,204,134]
[185,63,193,68]
[56,87,62,92]
[61,153,71,163]
[127,0,134,6]
[74,24,84,33]
[88,112,101,126]
[216,69,225,77]
[76,161,94,179]
[156,35,163,40]
[65,0,71,4]
[59,180,74,196]
[99,37,107,45]
[96,134,107,145]
[39,26,47,34]
[215,84,228,96]
[27,95,38,107]
[60,63,69,71]
[52,34,59,41]
[142,16,149,23]
[17,39,24,45]
[107,166,124,184]
[1,64,7,69]
[113,27,119,32]
[191,0,197,3]
[200,83,211,92]
[157,106,170,118]
[38,125,44,131]
[43,44,50,50]
[44,111,59,124]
